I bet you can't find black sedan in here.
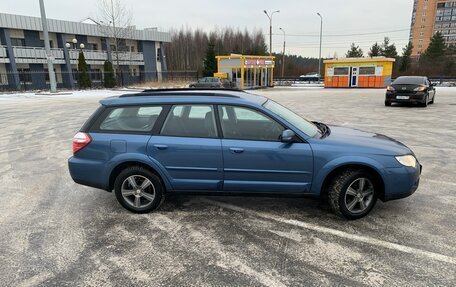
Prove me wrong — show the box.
[385,76,436,107]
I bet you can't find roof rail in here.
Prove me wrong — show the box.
[141,87,243,93]
[119,89,243,98]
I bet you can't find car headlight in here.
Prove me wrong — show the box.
[395,155,417,167]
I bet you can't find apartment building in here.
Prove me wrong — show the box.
[0,13,170,90]
[410,0,456,56]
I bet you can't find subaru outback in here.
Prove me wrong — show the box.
[68,89,421,219]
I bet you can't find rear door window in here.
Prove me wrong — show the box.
[98,106,163,132]
[160,105,217,138]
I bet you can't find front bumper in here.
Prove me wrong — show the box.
[383,163,422,201]
[385,92,426,104]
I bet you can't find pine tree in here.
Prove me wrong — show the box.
[368,42,381,57]
[77,51,91,89]
[103,60,116,88]
[345,43,363,58]
[203,43,217,77]
[422,32,446,60]
[380,37,398,58]
[399,42,413,72]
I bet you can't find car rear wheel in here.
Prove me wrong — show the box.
[328,169,377,219]
[114,166,164,213]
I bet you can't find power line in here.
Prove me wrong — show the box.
[266,28,411,38]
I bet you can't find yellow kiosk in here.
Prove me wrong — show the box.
[324,57,395,88]
[215,54,275,89]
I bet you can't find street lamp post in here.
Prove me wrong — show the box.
[263,10,280,56]
[279,27,286,78]
[317,12,323,83]
[39,0,57,93]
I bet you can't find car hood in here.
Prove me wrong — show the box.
[319,125,413,156]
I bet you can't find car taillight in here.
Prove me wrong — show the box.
[386,85,395,91]
[414,85,426,92]
[73,132,92,154]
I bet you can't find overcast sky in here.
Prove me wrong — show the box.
[0,0,413,58]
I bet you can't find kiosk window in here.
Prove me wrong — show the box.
[359,67,376,75]
[334,67,349,75]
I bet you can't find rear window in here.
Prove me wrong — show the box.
[98,106,163,132]
[393,77,425,85]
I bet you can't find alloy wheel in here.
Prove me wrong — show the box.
[121,175,156,208]
[344,177,375,214]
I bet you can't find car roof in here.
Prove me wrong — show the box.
[395,76,427,80]
[99,88,268,107]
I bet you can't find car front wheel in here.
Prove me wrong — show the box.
[114,166,164,213]
[421,94,429,107]
[328,169,377,219]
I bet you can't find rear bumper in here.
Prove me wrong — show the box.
[385,92,426,103]
[68,156,109,191]
[383,163,422,201]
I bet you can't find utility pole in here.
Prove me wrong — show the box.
[317,12,323,83]
[39,0,57,92]
[264,10,280,56]
[280,28,286,78]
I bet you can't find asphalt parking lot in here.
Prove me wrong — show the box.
[0,87,455,286]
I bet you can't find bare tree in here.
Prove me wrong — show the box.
[97,0,133,83]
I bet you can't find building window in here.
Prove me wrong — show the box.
[18,68,31,83]
[110,44,117,51]
[130,46,135,52]
[156,47,161,62]
[87,43,98,50]
[39,40,54,48]
[10,38,25,46]
[72,68,79,82]
[90,69,102,81]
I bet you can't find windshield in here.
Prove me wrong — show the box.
[393,77,425,85]
[263,100,320,138]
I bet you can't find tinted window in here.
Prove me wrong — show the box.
[334,67,349,75]
[359,67,375,75]
[218,105,284,141]
[393,77,425,85]
[161,105,217,138]
[99,106,162,132]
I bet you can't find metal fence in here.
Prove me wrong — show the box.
[0,70,199,91]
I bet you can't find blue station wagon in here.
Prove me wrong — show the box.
[68,89,421,219]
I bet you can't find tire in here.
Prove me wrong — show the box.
[430,94,435,104]
[114,166,164,213]
[385,101,391,106]
[420,95,428,107]
[328,169,378,219]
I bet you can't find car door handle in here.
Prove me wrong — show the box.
[154,144,168,150]
[229,147,244,154]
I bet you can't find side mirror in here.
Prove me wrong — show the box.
[280,129,295,143]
